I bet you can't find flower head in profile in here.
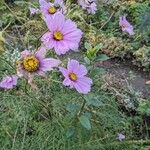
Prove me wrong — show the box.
[0,75,18,89]
[78,0,97,14]
[117,133,125,141]
[119,16,134,35]
[39,0,65,17]
[16,47,61,87]
[41,13,83,55]
[59,59,92,94]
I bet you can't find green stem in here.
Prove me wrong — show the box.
[2,22,11,32]
[24,79,28,93]
[78,97,86,116]
[36,29,48,49]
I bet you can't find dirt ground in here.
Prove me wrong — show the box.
[97,59,150,99]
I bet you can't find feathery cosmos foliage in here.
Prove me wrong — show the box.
[0,0,149,150]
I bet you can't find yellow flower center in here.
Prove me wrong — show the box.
[53,31,63,41]
[69,73,78,81]
[23,56,39,72]
[48,6,57,14]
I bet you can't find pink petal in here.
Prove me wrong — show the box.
[64,29,82,41]
[0,75,18,89]
[54,12,65,31]
[119,16,134,36]
[39,58,61,71]
[45,13,65,31]
[39,0,49,7]
[54,41,69,55]
[67,59,80,72]
[12,75,18,85]
[41,32,54,48]
[35,46,47,59]
[74,77,92,94]
[36,70,46,76]
[76,64,88,77]
[66,41,79,51]
[21,50,30,58]
[125,27,134,35]
[65,59,88,77]
[54,0,63,5]
[59,67,69,77]
[78,0,97,14]
[63,78,71,86]
[61,19,77,34]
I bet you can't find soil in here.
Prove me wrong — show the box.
[97,58,150,99]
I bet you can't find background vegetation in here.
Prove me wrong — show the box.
[0,0,150,149]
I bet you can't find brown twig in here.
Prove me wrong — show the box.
[100,11,115,30]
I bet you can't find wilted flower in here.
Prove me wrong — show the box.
[119,16,134,35]
[39,0,65,17]
[78,0,97,14]
[59,59,92,94]
[117,133,125,141]
[41,13,83,55]
[0,75,18,89]
[29,7,40,15]
[16,47,61,87]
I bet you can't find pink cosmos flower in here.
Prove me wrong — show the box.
[0,75,18,89]
[78,0,97,14]
[119,16,134,35]
[16,47,61,87]
[41,13,83,55]
[39,0,65,17]
[59,59,92,94]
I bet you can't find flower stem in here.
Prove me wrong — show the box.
[2,22,11,32]
[78,97,86,116]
